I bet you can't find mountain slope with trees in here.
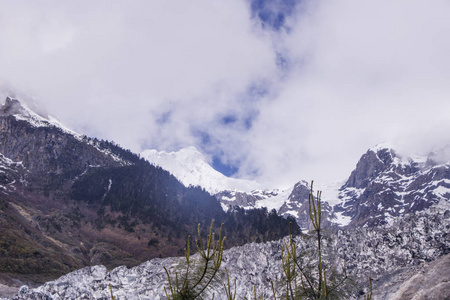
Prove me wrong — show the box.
[0,97,298,288]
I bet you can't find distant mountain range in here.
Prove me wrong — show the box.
[141,143,450,230]
[336,144,450,227]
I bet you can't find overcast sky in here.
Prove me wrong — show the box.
[1,0,450,188]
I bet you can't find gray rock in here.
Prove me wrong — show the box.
[372,253,450,300]
[0,284,19,299]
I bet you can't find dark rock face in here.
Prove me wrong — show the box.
[345,148,397,189]
[0,153,25,189]
[0,97,128,196]
[336,146,450,227]
[0,116,122,194]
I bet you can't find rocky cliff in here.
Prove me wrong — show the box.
[336,145,450,227]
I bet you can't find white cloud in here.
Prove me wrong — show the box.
[0,0,276,151]
[1,0,449,188]
[236,0,450,187]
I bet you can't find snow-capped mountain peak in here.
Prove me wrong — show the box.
[1,97,79,136]
[336,145,450,227]
[140,147,262,194]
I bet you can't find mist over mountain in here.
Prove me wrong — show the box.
[140,147,262,194]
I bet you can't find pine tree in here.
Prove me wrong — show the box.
[164,220,225,300]
[276,181,353,299]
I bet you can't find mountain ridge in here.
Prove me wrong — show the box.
[336,144,450,227]
[141,143,450,231]
[0,97,298,290]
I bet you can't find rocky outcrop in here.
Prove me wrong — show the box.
[372,253,450,300]
[336,145,450,227]
[0,109,122,179]
[216,190,263,207]
[278,181,336,230]
[0,98,24,116]
[344,147,399,189]
[216,181,338,231]
[0,285,18,299]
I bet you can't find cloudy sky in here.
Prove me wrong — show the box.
[1,0,450,188]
